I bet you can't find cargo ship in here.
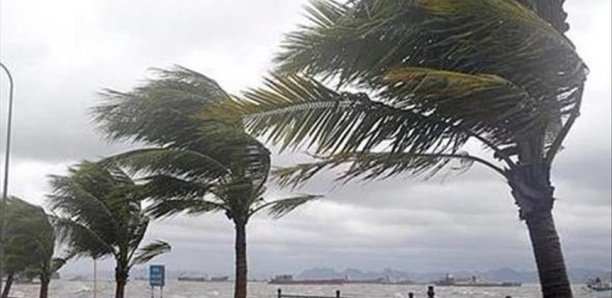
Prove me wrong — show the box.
[178,275,229,282]
[269,275,345,285]
[434,274,521,287]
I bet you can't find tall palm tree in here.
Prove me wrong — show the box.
[0,197,68,298]
[204,1,587,297]
[48,161,171,298]
[92,67,319,298]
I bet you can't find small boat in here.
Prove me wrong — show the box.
[269,275,345,285]
[587,278,612,292]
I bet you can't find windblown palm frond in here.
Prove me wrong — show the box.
[206,72,547,164]
[102,148,229,180]
[145,198,226,218]
[50,216,114,259]
[274,0,587,156]
[206,75,466,155]
[272,151,490,188]
[140,175,211,200]
[131,241,171,266]
[276,0,585,93]
[253,195,321,219]
[50,257,69,273]
[93,66,231,146]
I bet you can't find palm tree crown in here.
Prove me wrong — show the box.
[48,161,170,298]
[203,1,587,297]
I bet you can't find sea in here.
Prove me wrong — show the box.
[7,281,610,298]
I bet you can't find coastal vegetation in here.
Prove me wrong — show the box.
[204,1,587,297]
[48,161,171,298]
[0,197,68,298]
[92,67,319,298]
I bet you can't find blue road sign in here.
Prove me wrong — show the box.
[149,265,165,287]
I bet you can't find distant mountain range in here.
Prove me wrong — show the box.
[61,267,611,283]
[297,267,612,283]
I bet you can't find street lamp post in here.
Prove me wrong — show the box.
[0,62,15,293]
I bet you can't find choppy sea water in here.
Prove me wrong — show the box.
[8,281,610,298]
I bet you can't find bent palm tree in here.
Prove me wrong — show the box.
[93,67,318,298]
[1,197,40,298]
[48,161,171,298]
[205,1,587,297]
[1,197,68,298]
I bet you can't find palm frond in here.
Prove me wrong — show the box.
[130,240,171,266]
[207,75,466,155]
[140,174,212,200]
[254,195,321,219]
[145,198,226,219]
[51,257,70,273]
[102,147,229,181]
[384,67,545,142]
[49,216,115,259]
[207,73,540,163]
[272,151,490,188]
[275,0,587,153]
[276,0,585,93]
[93,66,231,146]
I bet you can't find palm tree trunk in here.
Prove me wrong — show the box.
[508,161,573,298]
[39,277,50,298]
[526,212,572,298]
[234,222,248,298]
[114,266,128,298]
[1,274,14,298]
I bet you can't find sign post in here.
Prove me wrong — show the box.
[149,265,165,298]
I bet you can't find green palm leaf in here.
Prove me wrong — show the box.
[93,66,231,146]
[140,174,212,200]
[130,241,171,266]
[50,216,115,259]
[272,151,503,188]
[277,0,585,95]
[103,147,230,180]
[206,73,543,164]
[145,198,226,218]
[253,195,321,219]
[275,0,586,155]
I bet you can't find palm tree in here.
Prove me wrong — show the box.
[0,197,68,298]
[204,1,587,297]
[1,197,39,298]
[48,161,171,298]
[92,67,319,298]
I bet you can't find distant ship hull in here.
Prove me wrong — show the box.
[435,282,521,287]
[178,277,207,282]
[435,275,521,287]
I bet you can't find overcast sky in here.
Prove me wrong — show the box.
[0,0,610,277]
